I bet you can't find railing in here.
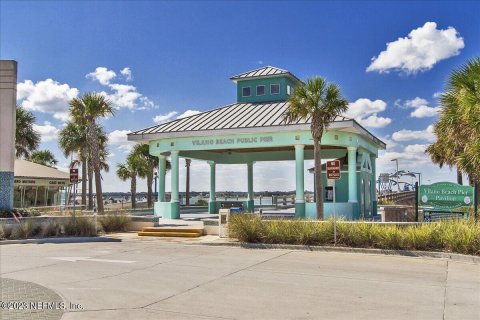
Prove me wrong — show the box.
[377,191,416,204]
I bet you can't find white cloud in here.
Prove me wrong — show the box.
[177,110,201,119]
[367,22,464,74]
[404,144,428,154]
[392,125,435,142]
[17,79,78,122]
[86,67,116,85]
[410,105,440,118]
[86,67,155,111]
[396,97,440,118]
[33,121,59,142]
[108,130,135,153]
[345,98,392,128]
[153,111,178,124]
[120,67,132,81]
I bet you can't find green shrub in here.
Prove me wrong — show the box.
[228,215,480,255]
[0,208,41,218]
[0,224,5,240]
[195,199,208,206]
[99,214,130,233]
[64,217,97,237]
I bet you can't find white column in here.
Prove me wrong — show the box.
[170,151,179,203]
[294,145,305,218]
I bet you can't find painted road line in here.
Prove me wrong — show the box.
[50,257,135,264]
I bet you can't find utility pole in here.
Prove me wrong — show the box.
[185,159,191,206]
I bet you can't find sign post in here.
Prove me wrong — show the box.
[326,160,341,245]
[70,169,79,218]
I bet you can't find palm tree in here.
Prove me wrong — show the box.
[30,150,58,168]
[15,106,40,159]
[285,77,348,220]
[427,57,480,185]
[70,93,114,213]
[59,121,88,207]
[130,144,156,208]
[116,152,144,209]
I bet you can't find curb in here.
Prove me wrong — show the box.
[202,241,480,264]
[0,236,122,245]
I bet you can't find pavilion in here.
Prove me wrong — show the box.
[127,66,386,220]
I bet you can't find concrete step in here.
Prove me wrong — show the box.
[141,227,202,233]
[138,231,201,237]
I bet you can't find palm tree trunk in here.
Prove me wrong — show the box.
[81,158,87,207]
[94,169,104,213]
[87,122,104,213]
[147,172,153,208]
[131,175,137,209]
[456,169,463,185]
[314,137,324,220]
[88,161,93,210]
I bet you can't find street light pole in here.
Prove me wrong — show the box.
[391,159,399,192]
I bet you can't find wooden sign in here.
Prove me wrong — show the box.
[326,160,341,180]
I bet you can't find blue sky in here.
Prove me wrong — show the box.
[2,1,479,192]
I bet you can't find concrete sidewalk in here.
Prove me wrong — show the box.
[0,240,478,319]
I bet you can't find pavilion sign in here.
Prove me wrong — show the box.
[14,178,68,187]
[419,182,474,210]
[192,135,274,147]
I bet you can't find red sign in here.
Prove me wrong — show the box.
[70,168,79,183]
[326,160,341,180]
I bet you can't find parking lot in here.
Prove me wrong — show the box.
[1,238,479,319]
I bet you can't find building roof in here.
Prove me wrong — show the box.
[14,159,70,180]
[127,101,386,149]
[230,66,302,83]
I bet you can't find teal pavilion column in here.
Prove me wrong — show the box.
[247,162,254,212]
[208,161,216,214]
[158,155,166,202]
[294,144,305,218]
[347,147,358,203]
[169,150,180,219]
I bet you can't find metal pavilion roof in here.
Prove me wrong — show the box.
[127,101,386,149]
[229,66,302,83]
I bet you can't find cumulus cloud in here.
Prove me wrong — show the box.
[410,105,440,118]
[177,110,201,119]
[367,22,464,74]
[392,125,435,142]
[120,67,132,81]
[153,111,178,124]
[86,67,116,85]
[396,97,440,118]
[344,98,392,128]
[108,130,135,153]
[33,121,60,142]
[86,67,156,111]
[17,79,78,122]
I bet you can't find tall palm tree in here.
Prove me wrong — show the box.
[15,106,40,159]
[30,150,58,168]
[70,93,114,213]
[59,121,88,207]
[285,77,348,220]
[427,57,480,185]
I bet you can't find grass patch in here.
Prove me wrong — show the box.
[98,214,130,233]
[228,214,480,255]
[64,217,97,237]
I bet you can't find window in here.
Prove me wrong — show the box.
[287,85,291,95]
[242,87,251,97]
[256,85,265,96]
[270,84,280,94]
